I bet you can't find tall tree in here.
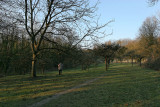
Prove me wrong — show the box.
[94,43,120,71]
[23,0,110,77]
[138,16,158,59]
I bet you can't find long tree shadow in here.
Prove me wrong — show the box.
[41,64,160,107]
[0,65,105,107]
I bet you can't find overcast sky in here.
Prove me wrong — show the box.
[90,0,160,42]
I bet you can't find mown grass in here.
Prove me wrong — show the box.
[44,63,160,107]
[0,64,105,107]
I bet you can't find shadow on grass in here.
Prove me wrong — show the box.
[0,64,105,107]
[1,63,160,107]
[43,63,160,107]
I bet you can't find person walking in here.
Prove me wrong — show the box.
[58,63,63,75]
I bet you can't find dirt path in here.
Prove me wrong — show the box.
[29,74,104,107]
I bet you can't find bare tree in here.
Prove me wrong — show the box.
[138,16,158,57]
[0,0,23,29]
[23,0,110,77]
[148,0,159,6]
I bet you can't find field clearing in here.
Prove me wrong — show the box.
[44,63,160,107]
[0,64,105,107]
[1,63,160,107]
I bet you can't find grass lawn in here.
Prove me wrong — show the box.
[43,63,160,107]
[1,63,160,107]
[0,64,105,107]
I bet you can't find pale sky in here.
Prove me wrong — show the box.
[90,0,160,41]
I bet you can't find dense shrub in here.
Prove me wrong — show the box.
[145,57,160,70]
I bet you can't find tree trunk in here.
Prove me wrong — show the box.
[81,64,84,70]
[139,58,142,67]
[31,53,37,77]
[131,57,133,67]
[42,65,45,74]
[105,58,108,71]
[120,60,122,64]
[4,60,10,76]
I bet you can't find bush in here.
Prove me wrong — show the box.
[145,57,160,70]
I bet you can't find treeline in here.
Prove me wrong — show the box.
[113,16,160,70]
[0,25,101,76]
[1,0,160,77]
[0,0,109,77]
[0,26,31,76]
[0,21,122,76]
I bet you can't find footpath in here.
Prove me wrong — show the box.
[29,74,105,107]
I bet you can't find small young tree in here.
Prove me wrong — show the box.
[94,43,120,71]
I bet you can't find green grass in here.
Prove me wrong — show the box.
[1,63,160,107]
[44,63,160,107]
[0,64,105,107]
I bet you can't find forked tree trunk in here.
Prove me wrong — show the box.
[31,53,37,77]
